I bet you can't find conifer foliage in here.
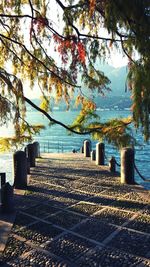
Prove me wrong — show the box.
[0,0,149,150]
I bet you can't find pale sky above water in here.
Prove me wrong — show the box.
[6,2,129,100]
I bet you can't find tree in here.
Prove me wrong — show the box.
[0,0,149,150]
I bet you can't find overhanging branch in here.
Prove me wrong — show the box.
[24,96,104,135]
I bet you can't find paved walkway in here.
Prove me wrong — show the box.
[0,153,150,266]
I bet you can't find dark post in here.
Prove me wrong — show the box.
[24,146,30,174]
[109,156,116,172]
[96,142,105,165]
[27,144,36,167]
[33,141,40,158]
[13,151,27,189]
[0,172,6,188]
[91,150,96,161]
[121,147,135,184]
[84,140,91,157]
[80,146,84,154]
[1,182,14,213]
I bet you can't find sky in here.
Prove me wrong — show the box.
[8,1,129,99]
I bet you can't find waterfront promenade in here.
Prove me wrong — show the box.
[0,153,150,266]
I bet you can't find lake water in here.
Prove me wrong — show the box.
[0,110,150,190]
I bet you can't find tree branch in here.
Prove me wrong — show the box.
[24,96,104,135]
[0,33,80,88]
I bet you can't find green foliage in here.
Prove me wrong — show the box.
[69,111,133,148]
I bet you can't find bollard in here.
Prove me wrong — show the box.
[84,140,91,157]
[109,156,116,172]
[1,182,14,213]
[26,144,36,167]
[13,151,27,189]
[33,142,40,158]
[0,172,6,188]
[121,147,135,184]
[24,146,30,174]
[91,150,96,161]
[96,142,105,165]
[80,146,84,154]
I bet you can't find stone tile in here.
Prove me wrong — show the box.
[46,196,77,208]
[88,196,115,206]
[77,246,146,267]
[46,233,95,263]
[46,210,84,229]
[15,221,63,245]
[74,219,117,242]
[108,229,150,258]
[24,204,60,219]
[68,202,101,216]
[12,212,36,232]
[2,236,31,262]
[112,198,147,212]
[93,208,133,226]
[78,185,106,195]
[126,214,150,234]
[8,249,69,267]
[125,191,150,203]
[65,191,91,201]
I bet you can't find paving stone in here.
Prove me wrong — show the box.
[68,202,102,216]
[74,219,117,242]
[14,196,38,210]
[26,191,57,203]
[46,210,84,229]
[99,189,129,198]
[2,236,31,262]
[108,229,150,258]
[93,208,133,226]
[93,179,119,187]
[142,205,150,215]
[8,249,69,267]
[126,214,150,234]
[64,180,86,189]
[125,192,150,203]
[78,185,107,194]
[46,233,95,263]
[2,154,150,266]
[12,212,36,232]
[66,191,91,201]
[88,196,115,206]
[15,221,63,245]
[112,198,147,212]
[79,177,99,184]
[28,184,69,197]
[46,196,77,208]
[76,246,147,267]
[24,204,60,219]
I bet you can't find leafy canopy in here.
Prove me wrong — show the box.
[0,0,149,150]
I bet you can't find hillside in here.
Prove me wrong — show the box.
[26,64,132,111]
[96,64,129,96]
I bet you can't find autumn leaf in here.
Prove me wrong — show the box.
[89,0,96,17]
